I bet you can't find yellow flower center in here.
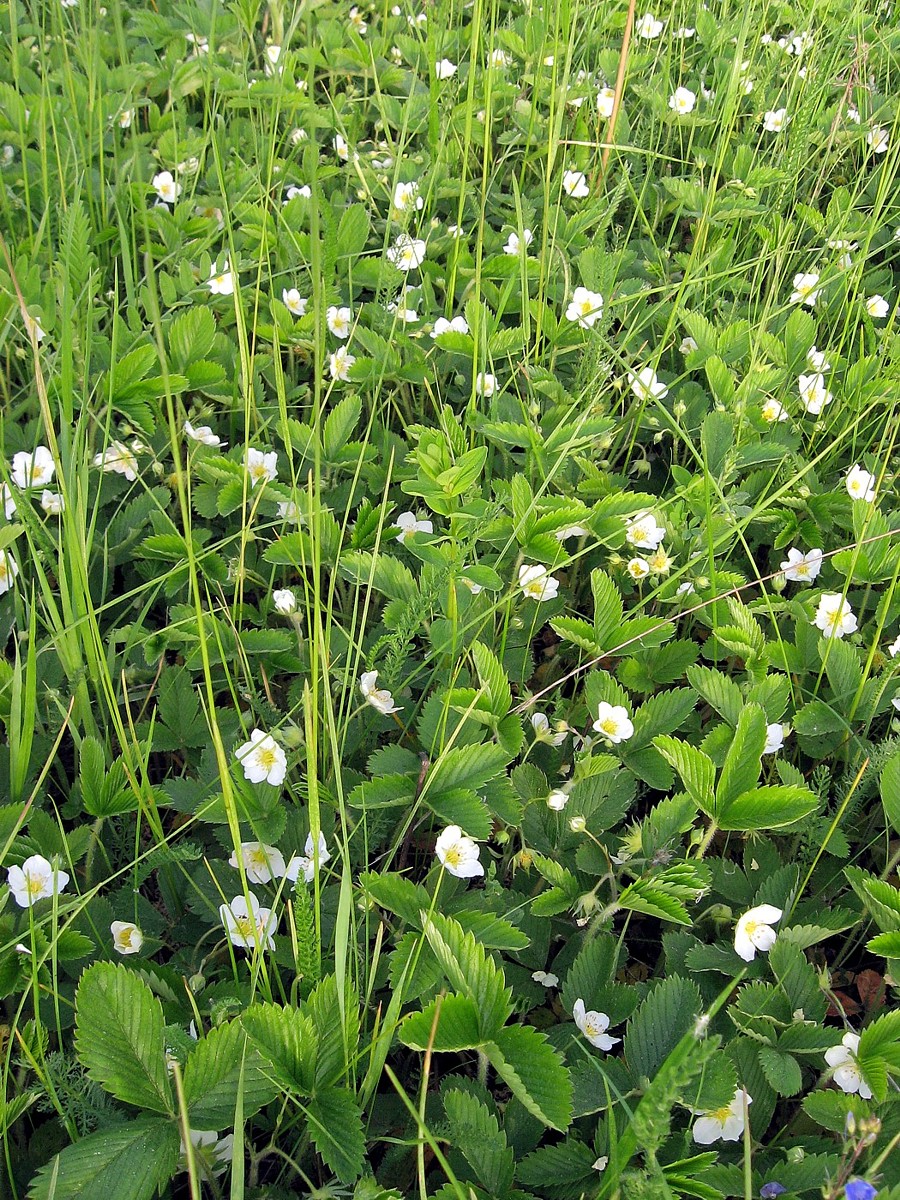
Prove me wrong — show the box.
[443,847,462,867]
[710,1103,732,1123]
[599,718,618,736]
[26,874,45,896]
[233,915,255,939]
[255,747,277,770]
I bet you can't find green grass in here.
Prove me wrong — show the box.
[2,0,900,1197]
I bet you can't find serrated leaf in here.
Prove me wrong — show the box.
[360,871,432,926]
[686,665,743,727]
[653,736,715,810]
[241,1003,317,1094]
[758,1046,803,1096]
[715,703,766,813]
[717,785,819,831]
[881,751,900,837]
[443,1088,514,1196]
[484,1024,573,1131]
[338,550,417,601]
[625,976,703,1079]
[306,1086,366,1183]
[471,641,511,718]
[183,1020,278,1126]
[27,1118,179,1200]
[401,994,482,1051]
[74,963,173,1115]
[422,913,512,1040]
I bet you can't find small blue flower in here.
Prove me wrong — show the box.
[760,1184,787,1199]
[845,1180,877,1200]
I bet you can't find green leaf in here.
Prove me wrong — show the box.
[857,1009,900,1100]
[616,877,691,925]
[561,935,619,1016]
[653,737,715,810]
[550,616,603,656]
[323,395,361,460]
[443,1088,514,1196]
[308,976,360,1088]
[74,963,173,1115]
[868,931,900,957]
[715,703,766,813]
[27,1117,179,1200]
[422,913,512,1040]
[624,976,703,1079]
[516,1139,596,1193]
[686,665,743,727]
[306,1086,366,1183]
[881,751,900,837]
[426,743,512,797]
[401,994,483,1052]
[471,641,512,717]
[484,1024,573,1131]
[628,688,696,751]
[591,569,624,648]
[717,785,819,831]
[241,1003,317,1094]
[359,871,433,926]
[758,1047,803,1096]
[337,551,418,601]
[183,1020,278,1126]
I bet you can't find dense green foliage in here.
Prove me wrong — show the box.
[2,0,900,1197]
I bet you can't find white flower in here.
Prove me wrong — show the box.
[392,180,424,212]
[556,524,589,542]
[206,260,235,296]
[360,670,402,714]
[627,557,650,581]
[0,550,18,596]
[592,1156,609,1172]
[546,788,570,811]
[503,229,534,255]
[24,313,46,342]
[635,12,663,38]
[435,58,457,79]
[386,300,418,322]
[394,511,433,542]
[625,510,665,549]
[329,346,355,380]
[814,593,857,639]
[326,306,352,338]
[629,367,668,401]
[518,564,559,602]
[489,48,511,68]
[40,490,65,515]
[460,574,484,595]
[780,547,823,583]
[272,588,297,615]
[183,420,224,447]
[889,633,900,657]
[761,398,788,423]
[807,345,831,371]
[435,825,484,878]
[531,714,569,746]
[566,287,604,328]
[592,702,634,744]
[562,170,590,198]
[284,184,312,202]
[679,336,698,354]
[94,440,138,481]
[475,372,496,397]
[282,288,308,316]
[692,1088,752,1144]
[867,126,889,154]
[333,133,350,161]
[597,87,616,118]
[847,106,861,124]
[349,6,367,34]
[762,108,788,132]
[647,546,672,574]
[532,970,559,987]
[798,372,832,414]
[245,447,277,487]
[219,893,277,951]
[277,500,303,523]
[790,272,820,307]
[111,921,144,955]
[117,109,134,129]
[573,999,620,1050]
[285,832,331,884]
[825,1032,873,1099]
[570,815,587,832]
[228,841,286,884]
[763,723,786,755]
[846,464,876,502]
[11,446,55,489]
[152,170,181,204]
[866,294,889,319]
[432,315,469,338]
[669,87,696,114]
[387,234,427,271]
[235,728,287,786]
[7,855,69,907]
[180,1130,233,1175]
